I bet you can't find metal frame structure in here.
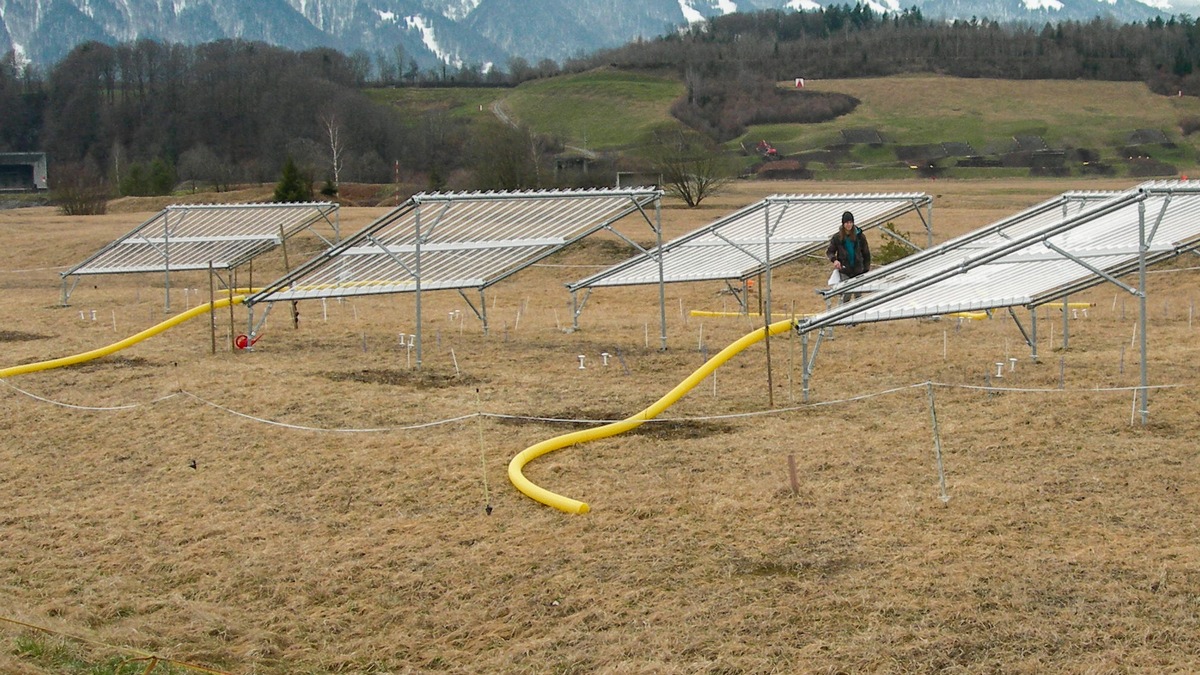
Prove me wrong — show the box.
[60,202,340,310]
[245,187,665,366]
[566,192,932,328]
[794,180,1200,422]
[823,191,1120,301]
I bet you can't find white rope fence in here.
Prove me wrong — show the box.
[0,379,182,411]
[0,264,70,273]
[3,377,1188,432]
[177,390,478,433]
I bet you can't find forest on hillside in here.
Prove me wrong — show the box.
[6,4,1200,196]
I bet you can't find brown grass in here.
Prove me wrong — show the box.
[1,177,1198,674]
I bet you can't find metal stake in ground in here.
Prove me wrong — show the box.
[925,382,950,503]
[475,388,493,515]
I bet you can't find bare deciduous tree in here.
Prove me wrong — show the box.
[642,127,735,207]
[52,161,109,215]
[468,119,548,190]
[321,112,345,189]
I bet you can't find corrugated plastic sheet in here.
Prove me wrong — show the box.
[247,187,661,304]
[63,202,338,275]
[802,180,1200,331]
[569,193,931,290]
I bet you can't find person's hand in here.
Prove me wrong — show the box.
[833,260,842,270]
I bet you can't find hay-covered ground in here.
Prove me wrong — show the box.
[2,178,1198,674]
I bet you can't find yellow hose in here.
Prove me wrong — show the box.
[0,295,246,379]
[508,318,796,514]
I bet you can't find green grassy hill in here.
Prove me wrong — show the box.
[501,70,685,149]
[368,69,685,150]
[747,74,1200,179]
[370,71,1200,179]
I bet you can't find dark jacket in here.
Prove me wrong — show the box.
[826,227,871,278]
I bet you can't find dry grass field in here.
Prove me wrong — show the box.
[1,177,1198,674]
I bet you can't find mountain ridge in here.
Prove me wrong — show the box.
[0,0,1188,70]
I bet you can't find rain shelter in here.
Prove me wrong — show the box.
[794,180,1200,422]
[821,190,1121,303]
[567,193,932,329]
[244,188,664,366]
[60,202,340,309]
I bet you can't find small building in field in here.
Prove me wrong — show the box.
[0,153,49,192]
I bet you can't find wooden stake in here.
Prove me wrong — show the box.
[787,453,799,496]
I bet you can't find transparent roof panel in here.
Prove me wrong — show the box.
[247,187,662,304]
[569,193,930,290]
[838,190,1121,296]
[802,181,1200,330]
[63,202,338,276]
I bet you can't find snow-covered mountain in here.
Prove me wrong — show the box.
[0,0,1182,69]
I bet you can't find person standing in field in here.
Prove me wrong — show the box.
[826,210,871,301]
[827,210,871,280]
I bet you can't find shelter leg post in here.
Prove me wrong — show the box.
[1029,307,1039,363]
[801,331,810,403]
[480,289,489,336]
[1062,297,1069,351]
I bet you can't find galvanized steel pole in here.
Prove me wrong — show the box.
[163,209,171,313]
[656,196,667,351]
[1062,296,1069,351]
[415,203,424,369]
[763,200,774,408]
[1030,307,1039,362]
[209,261,216,355]
[1138,201,1149,423]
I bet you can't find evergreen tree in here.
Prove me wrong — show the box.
[274,157,311,202]
[149,158,176,195]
